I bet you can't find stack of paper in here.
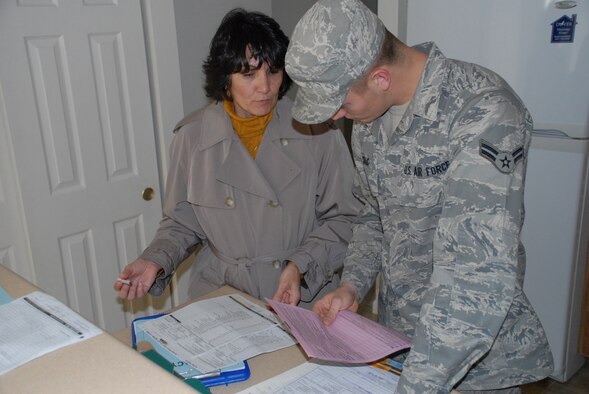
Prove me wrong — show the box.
[0,291,103,375]
[237,300,411,393]
[266,298,411,363]
[237,361,400,393]
[140,294,296,373]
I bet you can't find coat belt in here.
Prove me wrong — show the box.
[207,242,296,298]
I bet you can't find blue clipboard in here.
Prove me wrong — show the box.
[131,314,250,388]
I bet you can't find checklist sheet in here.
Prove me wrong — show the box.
[266,298,411,363]
[0,291,102,375]
[237,361,399,393]
[140,294,296,373]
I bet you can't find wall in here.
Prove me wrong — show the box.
[271,0,316,38]
[378,0,402,37]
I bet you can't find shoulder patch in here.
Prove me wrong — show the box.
[479,139,524,173]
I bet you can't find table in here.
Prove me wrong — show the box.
[0,264,195,394]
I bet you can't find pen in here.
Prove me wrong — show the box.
[117,278,132,286]
[23,296,84,337]
[185,370,222,380]
[370,358,403,376]
[375,363,402,376]
[174,367,222,380]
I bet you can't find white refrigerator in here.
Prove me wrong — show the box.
[381,0,589,383]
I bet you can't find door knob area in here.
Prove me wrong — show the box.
[142,187,155,201]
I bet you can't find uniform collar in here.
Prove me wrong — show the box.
[397,42,446,134]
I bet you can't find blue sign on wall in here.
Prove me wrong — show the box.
[551,14,577,43]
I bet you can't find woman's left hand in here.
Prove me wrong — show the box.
[272,261,301,305]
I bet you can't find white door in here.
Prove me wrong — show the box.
[0,0,172,332]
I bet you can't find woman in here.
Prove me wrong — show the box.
[115,9,358,308]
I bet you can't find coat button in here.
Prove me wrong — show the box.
[272,260,281,269]
[280,138,288,146]
[225,197,234,207]
[268,200,279,208]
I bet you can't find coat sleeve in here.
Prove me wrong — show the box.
[287,129,361,299]
[396,90,530,393]
[141,127,204,296]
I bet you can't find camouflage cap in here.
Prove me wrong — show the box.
[286,0,385,124]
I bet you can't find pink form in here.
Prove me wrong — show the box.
[266,298,411,363]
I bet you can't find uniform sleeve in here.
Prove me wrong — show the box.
[396,90,531,393]
[287,130,361,299]
[141,128,204,296]
[340,127,384,301]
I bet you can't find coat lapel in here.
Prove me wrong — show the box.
[216,137,278,201]
[259,129,301,194]
[197,100,310,201]
[194,103,277,202]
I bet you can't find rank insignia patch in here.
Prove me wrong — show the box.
[479,140,524,173]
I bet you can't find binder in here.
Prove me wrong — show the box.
[131,314,250,389]
[369,349,409,376]
[0,285,13,305]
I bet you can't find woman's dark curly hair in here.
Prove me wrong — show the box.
[203,8,292,101]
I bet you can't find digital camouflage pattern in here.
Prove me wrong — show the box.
[285,0,385,124]
[342,42,554,393]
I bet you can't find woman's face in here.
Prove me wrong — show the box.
[229,57,283,118]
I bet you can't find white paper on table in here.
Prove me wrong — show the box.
[237,360,399,393]
[141,294,296,373]
[266,298,411,363]
[0,291,103,376]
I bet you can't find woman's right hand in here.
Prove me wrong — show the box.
[312,282,360,325]
[114,258,162,300]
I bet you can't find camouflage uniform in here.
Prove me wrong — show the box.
[341,42,554,393]
[285,1,554,391]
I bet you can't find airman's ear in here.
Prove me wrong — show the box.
[370,67,391,91]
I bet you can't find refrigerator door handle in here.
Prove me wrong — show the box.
[532,129,571,139]
[554,1,578,9]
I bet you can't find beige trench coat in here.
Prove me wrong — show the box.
[142,97,359,306]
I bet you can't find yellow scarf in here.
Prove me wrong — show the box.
[223,100,273,159]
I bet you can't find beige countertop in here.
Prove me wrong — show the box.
[0,265,196,394]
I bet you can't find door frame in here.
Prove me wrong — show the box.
[141,0,187,307]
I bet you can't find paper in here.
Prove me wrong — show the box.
[266,298,411,363]
[133,316,248,380]
[237,361,399,393]
[141,294,295,373]
[0,291,103,375]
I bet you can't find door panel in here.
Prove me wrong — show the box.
[0,0,172,331]
[0,76,35,280]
